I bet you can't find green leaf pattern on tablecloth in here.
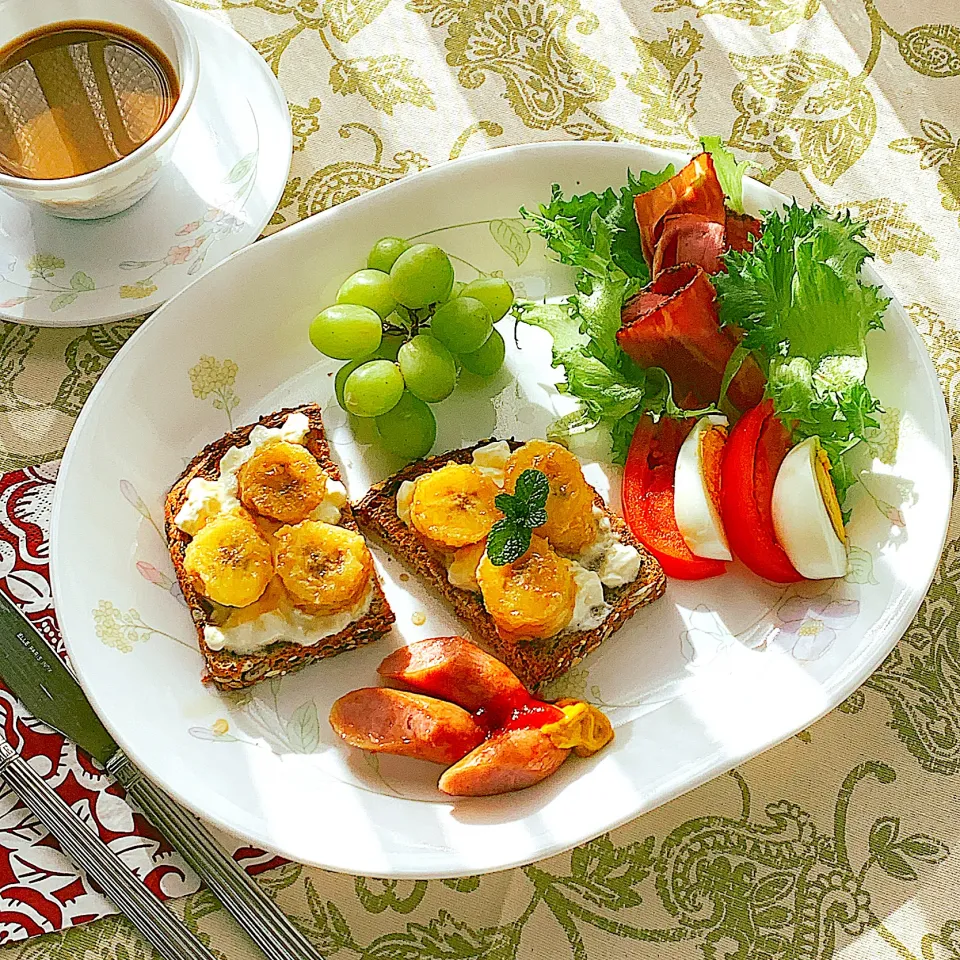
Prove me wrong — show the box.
[898,25,960,79]
[730,51,876,185]
[55,321,142,417]
[5,0,960,956]
[10,763,947,959]
[411,0,616,131]
[624,22,703,145]
[325,0,392,42]
[651,0,820,32]
[330,56,435,114]
[290,123,430,221]
[290,97,324,151]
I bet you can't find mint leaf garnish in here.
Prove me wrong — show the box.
[511,468,549,511]
[486,522,531,567]
[486,468,550,566]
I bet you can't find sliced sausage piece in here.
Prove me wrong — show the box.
[377,636,528,713]
[329,688,483,766]
[438,727,570,797]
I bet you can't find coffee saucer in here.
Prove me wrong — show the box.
[0,7,292,327]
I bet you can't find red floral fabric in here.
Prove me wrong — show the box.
[0,462,284,944]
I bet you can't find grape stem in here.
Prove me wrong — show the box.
[384,304,433,339]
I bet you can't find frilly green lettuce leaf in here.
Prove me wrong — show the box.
[519,166,675,286]
[700,136,750,215]
[715,202,888,498]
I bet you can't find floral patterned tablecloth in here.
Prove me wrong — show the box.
[3,0,960,957]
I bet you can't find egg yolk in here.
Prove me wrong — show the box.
[700,423,727,512]
[814,444,845,544]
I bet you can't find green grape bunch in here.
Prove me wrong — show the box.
[308,237,514,461]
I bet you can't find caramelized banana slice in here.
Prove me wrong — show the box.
[504,440,598,555]
[221,576,292,628]
[274,521,372,612]
[183,512,274,607]
[409,464,502,548]
[476,535,576,639]
[237,440,327,523]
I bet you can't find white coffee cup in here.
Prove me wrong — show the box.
[0,0,199,219]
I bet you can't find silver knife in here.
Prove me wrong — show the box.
[0,610,216,959]
[0,595,325,960]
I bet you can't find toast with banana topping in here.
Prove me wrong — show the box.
[165,404,394,690]
[354,438,665,691]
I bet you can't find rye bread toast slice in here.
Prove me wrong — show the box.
[353,439,666,691]
[165,404,395,690]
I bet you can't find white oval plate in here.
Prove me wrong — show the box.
[0,7,291,327]
[51,143,951,877]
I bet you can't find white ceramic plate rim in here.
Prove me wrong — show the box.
[0,7,291,328]
[51,141,953,876]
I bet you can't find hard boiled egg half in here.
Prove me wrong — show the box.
[674,415,731,561]
[771,436,846,579]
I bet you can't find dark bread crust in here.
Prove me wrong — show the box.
[165,404,395,690]
[353,439,666,691]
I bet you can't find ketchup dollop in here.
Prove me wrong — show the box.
[471,689,564,738]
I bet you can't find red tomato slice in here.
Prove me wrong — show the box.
[622,416,727,580]
[719,400,803,583]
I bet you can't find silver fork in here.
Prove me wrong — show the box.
[106,753,326,960]
[0,594,325,960]
[0,739,217,960]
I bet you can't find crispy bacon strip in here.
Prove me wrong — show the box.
[634,152,765,275]
[634,153,726,266]
[617,264,766,411]
[652,214,727,276]
[725,210,762,254]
